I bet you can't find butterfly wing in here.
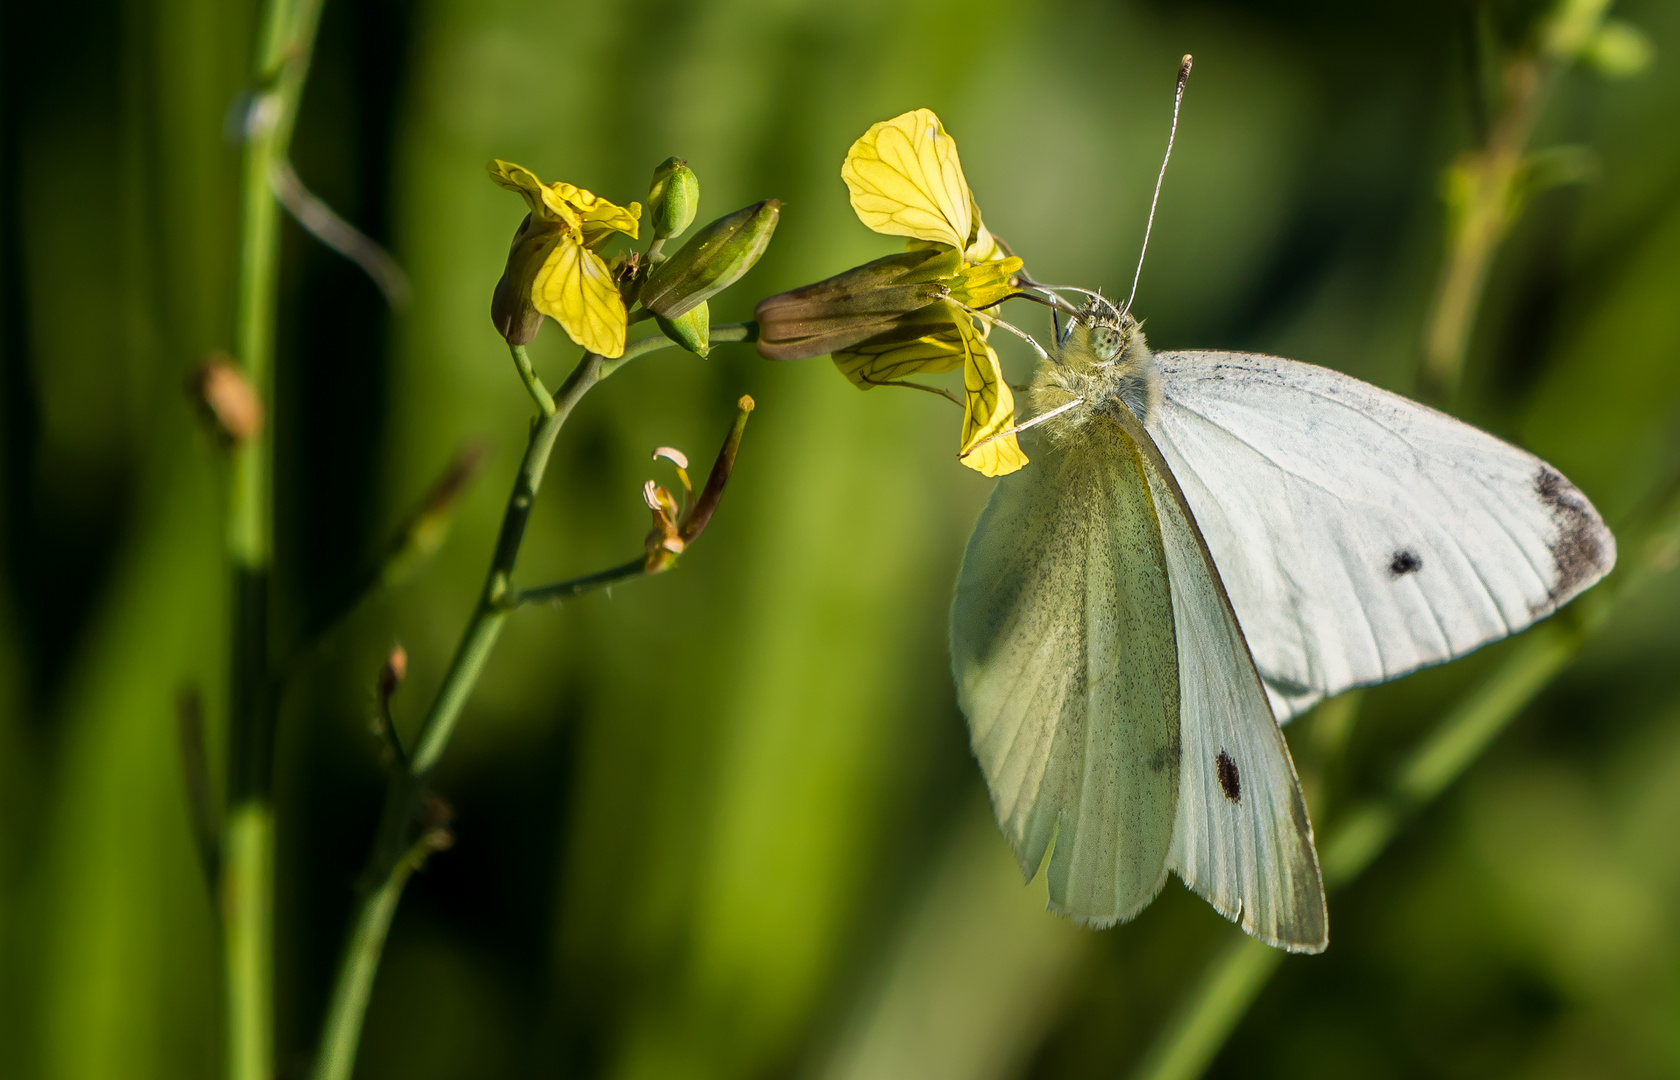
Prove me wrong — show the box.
[1113,403,1328,952]
[1148,351,1617,719]
[951,419,1180,925]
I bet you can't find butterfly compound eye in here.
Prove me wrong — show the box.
[1092,324,1121,360]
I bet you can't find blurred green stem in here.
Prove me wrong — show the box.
[1129,936,1285,1080]
[311,345,602,1080]
[1421,0,1617,397]
[224,0,327,1078]
[1421,53,1548,397]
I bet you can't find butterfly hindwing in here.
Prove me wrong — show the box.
[1148,351,1616,719]
[951,419,1180,924]
[1113,404,1328,952]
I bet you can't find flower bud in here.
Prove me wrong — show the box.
[655,301,710,357]
[640,200,780,319]
[754,247,960,361]
[647,157,699,241]
[490,213,559,345]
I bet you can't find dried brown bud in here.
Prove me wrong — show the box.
[191,353,265,443]
[378,644,408,703]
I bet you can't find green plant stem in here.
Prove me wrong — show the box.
[306,836,430,1080]
[516,558,649,606]
[1319,624,1578,886]
[510,342,557,415]
[599,319,756,380]
[1129,937,1284,1080]
[310,346,602,1080]
[224,1,328,1078]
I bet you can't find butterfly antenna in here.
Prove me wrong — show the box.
[1120,54,1192,321]
[962,306,1052,363]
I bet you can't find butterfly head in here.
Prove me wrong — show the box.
[1082,294,1140,363]
[1029,292,1160,429]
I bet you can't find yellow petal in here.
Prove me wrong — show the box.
[832,319,967,388]
[962,189,1008,263]
[488,159,577,228]
[842,109,973,251]
[548,181,640,246]
[956,319,1027,477]
[488,161,641,245]
[532,236,628,358]
[965,220,1004,263]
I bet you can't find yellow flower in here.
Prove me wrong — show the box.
[839,110,1025,476]
[488,160,641,357]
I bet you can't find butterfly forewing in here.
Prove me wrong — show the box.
[1148,351,1616,720]
[951,420,1181,924]
[1113,405,1328,952]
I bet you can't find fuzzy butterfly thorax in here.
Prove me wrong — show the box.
[1026,303,1163,443]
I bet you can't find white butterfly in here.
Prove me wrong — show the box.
[949,298,1615,952]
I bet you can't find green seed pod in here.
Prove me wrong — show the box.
[640,199,780,319]
[647,157,700,241]
[655,301,710,358]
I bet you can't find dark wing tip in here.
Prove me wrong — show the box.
[1533,465,1617,610]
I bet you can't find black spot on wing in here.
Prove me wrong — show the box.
[1388,549,1422,577]
[1215,750,1241,803]
[1534,466,1609,609]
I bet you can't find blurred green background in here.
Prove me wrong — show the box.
[4,0,1679,1078]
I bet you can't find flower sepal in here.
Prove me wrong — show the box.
[655,302,710,357]
[754,247,965,361]
[490,213,557,346]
